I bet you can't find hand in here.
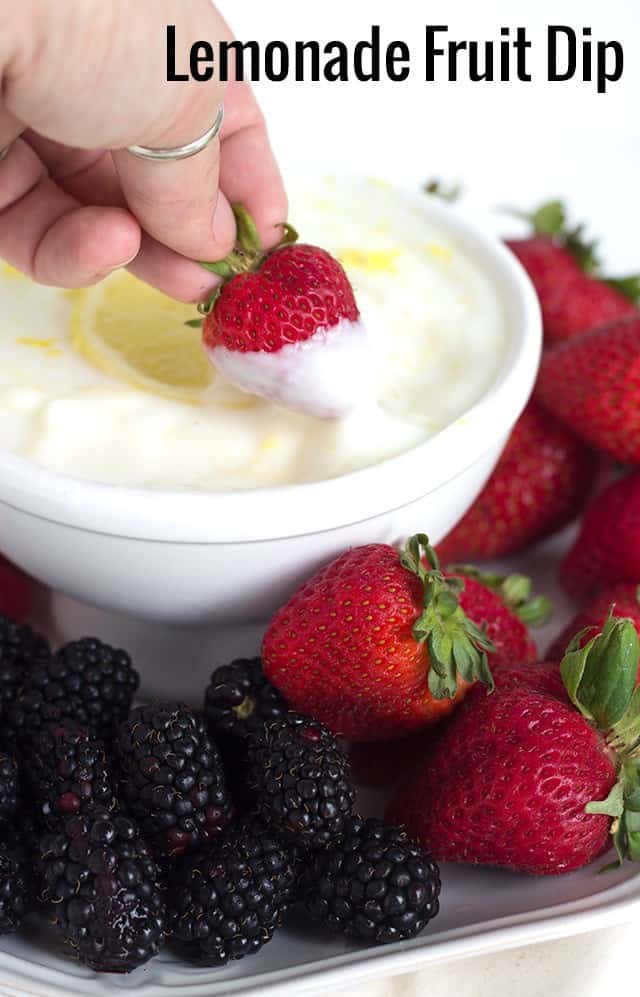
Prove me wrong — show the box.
[0,0,286,300]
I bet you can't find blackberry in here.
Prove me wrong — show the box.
[0,753,20,818]
[0,842,30,935]
[204,658,287,742]
[0,812,39,862]
[234,816,302,911]
[116,703,233,857]
[204,658,288,814]
[37,808,166,973]
[170,822,292,965]
[302,816,440,944]
[9,637,139,745]
[0,615,49,717]
[24,724,116,828]
[247,713,355,849]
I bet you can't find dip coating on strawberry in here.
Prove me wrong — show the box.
[389,617,640,875]
[263,536,501,742]
[199,206,371,419]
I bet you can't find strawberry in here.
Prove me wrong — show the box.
[0,556,34,622]
[452,567,549,664]
[349,659,567,789]
[348,570,558,788]
[536,316,640,465]
[505,200,638,345]
[490,659,569,703]
[548,583,640,662]
[196,205,368,419]
[262,537,546,742]
[560,472,640,600]
[388,617,640,874]
[348,730,437,788]
[437,402,596,562]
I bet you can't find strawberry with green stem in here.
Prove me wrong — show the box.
[262,535,551,742]
[347,565,553,783]
[563,617,640,866]
[547,583,640,663]
[389,616,640,874]
[192,204,372,419]
[506,200,638,345]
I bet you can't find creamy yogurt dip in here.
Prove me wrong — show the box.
[0,176,507,491]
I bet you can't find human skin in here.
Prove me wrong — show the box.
[0,0,287,299]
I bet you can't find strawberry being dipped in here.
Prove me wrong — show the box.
[536,316,640,465]
[263,537,545,742]
[437,401,597,562]
[560,472,640,600]
[198,205,372,419]
[389,617,640,875]
[506,200,638,345]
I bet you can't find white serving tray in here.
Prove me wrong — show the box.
[2,528,639,996]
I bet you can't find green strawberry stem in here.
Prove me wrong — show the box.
[447,564,552,627]
[505,199,640,295]
[504,199,600,273]
[605,275,640,307]
[560,615,640,865]
[233,204,262,255]
[399,535,495,701]
[193,205,300,320]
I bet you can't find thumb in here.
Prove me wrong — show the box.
[113,108,236,264]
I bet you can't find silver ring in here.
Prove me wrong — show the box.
[126,105,224,162]
[0,145,11,162]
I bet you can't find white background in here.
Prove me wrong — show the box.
[231,0,639,271]
[226,2,639,995]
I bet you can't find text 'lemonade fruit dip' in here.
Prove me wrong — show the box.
[0,176,507,491]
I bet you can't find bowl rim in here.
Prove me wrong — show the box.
[0,185,542,543]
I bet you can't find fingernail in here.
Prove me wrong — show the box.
[96,251,139,280]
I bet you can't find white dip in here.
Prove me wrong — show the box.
[0,175,507,491]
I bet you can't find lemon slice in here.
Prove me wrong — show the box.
[70,270,214,403]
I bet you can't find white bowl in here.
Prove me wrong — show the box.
[0,187,541,641]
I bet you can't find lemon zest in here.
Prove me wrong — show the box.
[425,243,454,265]
[16,337,63,357]
[338,247,401,274]
[260,433,282,452]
